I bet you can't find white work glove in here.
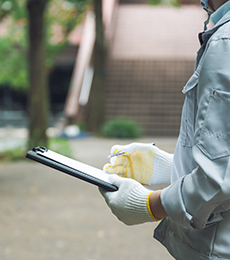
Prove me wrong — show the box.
[99,174,161,225]
[103,143,173,186]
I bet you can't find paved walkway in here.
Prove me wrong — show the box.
[0,136,176,260]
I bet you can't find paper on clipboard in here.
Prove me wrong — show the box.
[36,149,110,183]
[26,147,117,191]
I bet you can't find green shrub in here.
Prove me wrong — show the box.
[149,0,161,5]
[101,118,142,139]
[149,0,180,6]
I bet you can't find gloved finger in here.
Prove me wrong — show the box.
[110,145,122,155]
[98,174,122,199]
[98,186,110,199]
[104,164,127,175]
[111,143,153,156]
[107,173,124,185]
[110,144,133,155]
[110,155,129,167]
[103,163,112,173]
[110,143,139,155]
[107,173,140,188]
[103,163,126,173]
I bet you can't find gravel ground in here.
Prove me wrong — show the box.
[0,136,176,260]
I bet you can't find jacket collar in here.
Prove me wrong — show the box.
[211,1,230,25]
[196,8,230,73]
[202,9,230,42]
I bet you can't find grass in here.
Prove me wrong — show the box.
[0,147,26,162]
[0,138,72,162]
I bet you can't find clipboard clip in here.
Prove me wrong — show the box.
[32,146,48,153]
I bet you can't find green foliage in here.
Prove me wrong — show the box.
[101,118,142,139]
[0,35,28,90]
[44,0,90,68]
[149,0,180,6]
[48,137,72,157]
[0,0,26,20]
[0,0,90,90]
[0,0,28,90]
[149,0,161,5]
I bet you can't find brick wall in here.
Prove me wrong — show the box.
[105,59,195,136]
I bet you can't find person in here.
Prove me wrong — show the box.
[99,0,230,259]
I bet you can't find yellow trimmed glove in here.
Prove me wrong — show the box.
[99,174,160,225]
[103,142,173,186]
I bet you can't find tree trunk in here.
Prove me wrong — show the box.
[27,0,49,149]
[85,0,106,132]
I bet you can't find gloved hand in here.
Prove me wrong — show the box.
[103,143,173,186]
[99,174,161,225]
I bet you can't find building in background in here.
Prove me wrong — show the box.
[65,0,210,136]
[0,0,210,136]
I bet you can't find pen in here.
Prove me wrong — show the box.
[107,152,126,158]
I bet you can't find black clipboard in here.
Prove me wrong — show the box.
[26,147,118,192]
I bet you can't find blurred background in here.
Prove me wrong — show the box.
[0,0,212,259]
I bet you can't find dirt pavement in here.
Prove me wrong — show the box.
[0,136,176,260]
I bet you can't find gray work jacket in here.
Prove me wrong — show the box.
[154,10,230,260]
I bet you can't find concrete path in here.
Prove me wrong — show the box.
[0,136,176,260]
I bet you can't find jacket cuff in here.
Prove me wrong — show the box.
[160,176,193,229]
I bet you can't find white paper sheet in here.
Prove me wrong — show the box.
[37,149,110,183]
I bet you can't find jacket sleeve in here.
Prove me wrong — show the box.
[161,36,230,229]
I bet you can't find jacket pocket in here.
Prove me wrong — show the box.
[179,74,198,147]
[197,90,230,160]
